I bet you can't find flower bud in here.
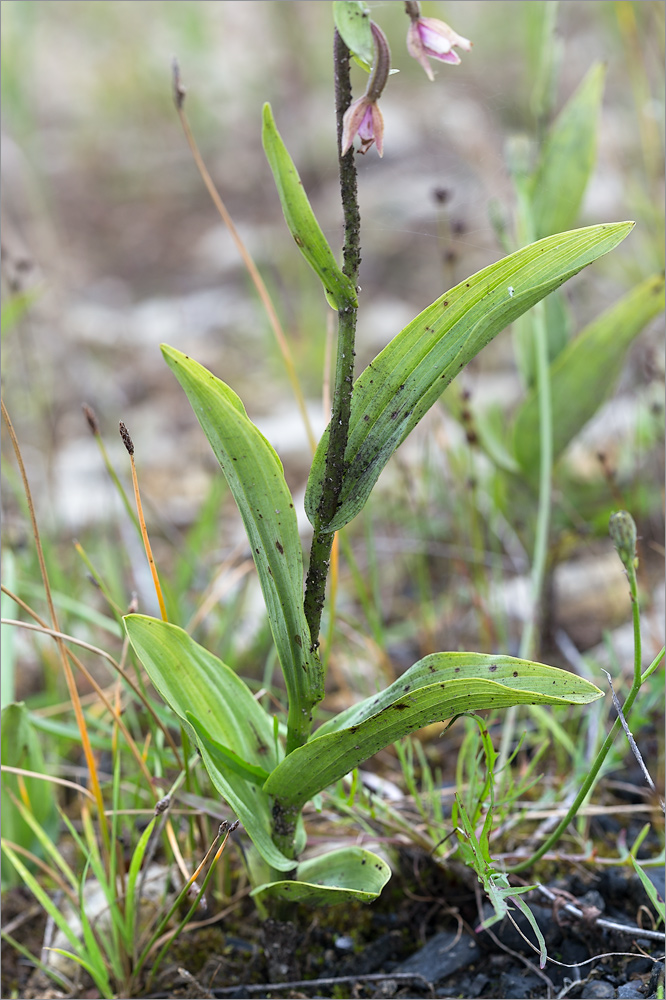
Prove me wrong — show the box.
[609,510,638,570]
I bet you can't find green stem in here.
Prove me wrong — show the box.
[303,29,360,649]
[508,568,663,874]
[498,199,552,773]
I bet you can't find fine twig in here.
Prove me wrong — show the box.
[601,668,665,811]
[536,883,666,943]
[209,971,435,998]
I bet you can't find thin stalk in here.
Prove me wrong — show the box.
[119,422,168,622]
[498,210,552,774]
[1,399,110,852]
[303,28,361,649]
[509,565,663,874]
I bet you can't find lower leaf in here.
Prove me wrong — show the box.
[250,846,391,906]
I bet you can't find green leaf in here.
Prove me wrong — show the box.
[530,63,606,238]
[629,856,665,924]
[305,222,634,531]
[123,615,295,872]
[262,103,357,311]
[185,713,272,786]
[333,1,374,69]
[513,273,665,473]
[251,846,391,906]
[161,345,323,751]
[1,703,58,889]
[264,652,603,814]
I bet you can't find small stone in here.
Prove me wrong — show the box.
[581,981,617,999]
[616,983,646,999]
[396,930,481,984]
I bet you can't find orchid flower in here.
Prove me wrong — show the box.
[405,0,472,81]
[341,21,391,157]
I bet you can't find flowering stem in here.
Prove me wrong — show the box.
[303,29,361,650]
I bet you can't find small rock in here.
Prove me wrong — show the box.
[646,961,665,996]
[581,981,617,999]
[616,983,646,999]
[396,929,481,985]
[499,967,544,998]
[626,956,655,977]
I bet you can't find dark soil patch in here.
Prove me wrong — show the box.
[4,852,663,999]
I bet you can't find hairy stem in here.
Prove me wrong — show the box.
[303,30,361,649]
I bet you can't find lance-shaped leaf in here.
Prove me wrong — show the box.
[264,652,603,814]
[262,103,357,311]
[530,63,606,239]
[305,222,634,532]
[251,846,391,907]
[513,273,665,473]
[161,346,323,752]
[124,615,295,872]
[333,1,374,70]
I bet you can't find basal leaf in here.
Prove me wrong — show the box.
[251,846,391,906]
[513,273,665,473]
[161,346,323,751]
[530,63,606,239]
[262,103,357,311]
[124,615,295,872]
[264,652,603,814]
[305,222,634,532]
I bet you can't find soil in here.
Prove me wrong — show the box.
[3,847,664,1000]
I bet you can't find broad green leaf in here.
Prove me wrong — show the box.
[264,652,603,814]
[513,274,665,473]
[124,615,295,872]
[262,103,357,312]
[251,846,390,906]
[161,346,323,751]
[186,713,272,786]
[530,63,606,238]
[1,703,58,889]
[333,1,374,69]
[305,222,634,531]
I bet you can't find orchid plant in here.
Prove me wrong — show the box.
[123,1,637,908]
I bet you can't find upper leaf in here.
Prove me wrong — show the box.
[124,615,296,872]
[305,222,634,531]
[333,1,374,69]
[264,652,603,813]
[530,63,606,239]
[513,273,665,472]
[161,346,323,751]
[262,103,357,311]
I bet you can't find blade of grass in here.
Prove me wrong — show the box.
[1,400,110,851]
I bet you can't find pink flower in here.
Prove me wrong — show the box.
[342,96,385,157]
[407,15,472,80]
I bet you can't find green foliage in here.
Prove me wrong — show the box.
[305,222,633,532]
[530,63,606,239]
[251,846,391,906]
[513,273,665,474]
[161,345,324,753]
[333,1,374,70]
[262,103,357,312]
[1,703,58,888]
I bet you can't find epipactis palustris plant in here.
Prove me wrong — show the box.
[124,1,633,907]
